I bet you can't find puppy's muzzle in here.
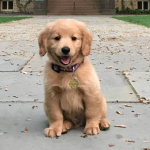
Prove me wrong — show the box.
[62,47,70,55]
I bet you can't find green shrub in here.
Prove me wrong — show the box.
[140,10,145,14]
[144,10,150,14]
[116,7,150,15]
[126,7,130,13]
[147,10,150,14]
[115,7,119,13]
[134,9,140,14]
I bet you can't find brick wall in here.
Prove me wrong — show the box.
[47,0,102,15]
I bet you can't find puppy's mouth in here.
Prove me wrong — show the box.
[59,56,71,65]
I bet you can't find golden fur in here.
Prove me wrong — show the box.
[38,19,110,137]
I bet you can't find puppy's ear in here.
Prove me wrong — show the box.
[80,23,92,56]
[38,23,53,57]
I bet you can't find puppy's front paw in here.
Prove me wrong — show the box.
[62,121,73,133]
[45,127,62,137]
[100,119,110,131]
[84,126,100,135]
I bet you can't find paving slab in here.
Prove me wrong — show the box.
[0,41,38,71]
[0,72,137,102]
[0,103,150,150]
[99,72,138,102]
[90,52,150,72]
[23,50,150,73]
[23,39,150,73]
[0,41,38,55]
[23,54,47,72]
[0,55,29,72]
[125,72,150,101]
[0,72,44,102]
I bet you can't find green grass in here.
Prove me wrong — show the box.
[0,17,32,24]
[113,16,150,28]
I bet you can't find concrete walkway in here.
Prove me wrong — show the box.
[0,16,150,150]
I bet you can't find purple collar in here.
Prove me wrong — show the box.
[52,62,83,73]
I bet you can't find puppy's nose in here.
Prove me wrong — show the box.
[62,47,70,55]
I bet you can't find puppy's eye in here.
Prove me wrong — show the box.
[55,36,60,41]
[72,37,77,41]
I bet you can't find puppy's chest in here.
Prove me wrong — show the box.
[53,73,81,89]
[49,72,84,112]
[60,89,84,113]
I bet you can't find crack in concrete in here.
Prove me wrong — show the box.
[19,53,35,72]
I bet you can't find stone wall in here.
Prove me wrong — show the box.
[0,0,33,13]
[115,0,138,10]
[14,0,33,13]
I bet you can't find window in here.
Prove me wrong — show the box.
[138,1,142,9]
[144,1,148,9]
[138,1,149,10]
[2,1,7,9]
[8,1,13,9]
[1,1,13,10]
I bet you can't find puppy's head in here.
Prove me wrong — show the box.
[38,19,92,66]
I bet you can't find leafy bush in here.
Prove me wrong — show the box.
[115,7,119,13]
[115,7,150,14]
[134,9,140,14]
[126,7,130,13]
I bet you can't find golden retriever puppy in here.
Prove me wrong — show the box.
[38,19,110,137]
